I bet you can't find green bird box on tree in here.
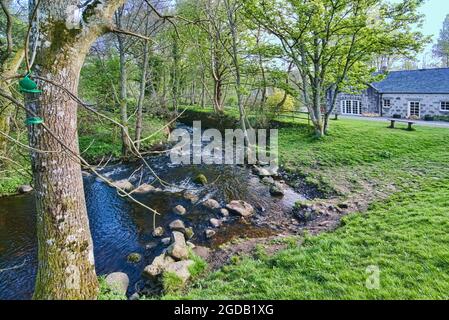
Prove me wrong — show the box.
[19,74,42,94]
[26,117,44,125]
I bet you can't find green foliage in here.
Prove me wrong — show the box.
[266,89,296,113]
[78,110,168,163]
[162,112,449,300]
[0,170,30,196]
[98,277,127,301]
[79,54,139,109]
[163,272,185,294]
[188,250,208,279]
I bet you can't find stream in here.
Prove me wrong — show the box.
[0,123,305,300]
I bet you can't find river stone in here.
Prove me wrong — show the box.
[261,177,275,185]
[105,272,129,295]
[203,199,221,210]
[268,166,279,176]
[161,237,171,246]
[253,166,272,177]
[226,200,255,217]
[167,231,189,261]
[143,253,175,278]
[184,227,195,240]
[194,174,208,185]
[164,260,194,283]
[193,246,211,260]
[152,227,164,238]
[173,205,187,216]
[210,218,222,228]
[133,183,156,194]
[127,252,142,264]
[205,229,216,239]
[169,220,186,233]
[270,183,285,197]
[183,192,199,203]
[112,179,134,192]
[17,185,33,194]
[220,208,230,217]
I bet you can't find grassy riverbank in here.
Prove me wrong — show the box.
[163,106,449,299]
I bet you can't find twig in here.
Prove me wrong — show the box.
[0,259,27,273]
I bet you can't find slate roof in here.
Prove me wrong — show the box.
[370,68,449,94]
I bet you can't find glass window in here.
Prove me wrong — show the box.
[341,100,362,115]
[441,101,449,111]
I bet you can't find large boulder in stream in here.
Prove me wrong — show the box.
[173,205,187,216]
[164,260,195,283]
[202,199,221,210]
[105,272,129,295]
[169,220,186,233]
[226,200,255,217]
[167,231,189,261]
[143,253,176,279]
[133,184,156,194]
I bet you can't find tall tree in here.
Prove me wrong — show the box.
[224,0,249,143]
[433,14,449,67]
[115,5,133,159]
[244,0,426,136]
[25,0,128,300]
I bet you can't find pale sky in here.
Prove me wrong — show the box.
[392,0,449,65]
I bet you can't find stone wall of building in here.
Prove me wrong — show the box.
[333,88,380,115]
[381,93,449,119]
[332,91,449,119]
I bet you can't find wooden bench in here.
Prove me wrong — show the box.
[388,119,415,131]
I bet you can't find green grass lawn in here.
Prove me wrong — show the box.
[164,107,449,300]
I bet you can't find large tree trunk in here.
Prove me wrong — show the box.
[25,0,126,300]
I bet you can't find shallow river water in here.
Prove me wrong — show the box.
[0,124,304,300]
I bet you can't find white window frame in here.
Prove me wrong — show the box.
[408,101,421,118]
[340,100,362,115]
[440,101,449,111]
[383,99,391,107]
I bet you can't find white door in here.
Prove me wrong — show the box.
[408,101,420,118]
[341,100,362,115]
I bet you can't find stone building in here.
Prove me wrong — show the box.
[330,68,449,119]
